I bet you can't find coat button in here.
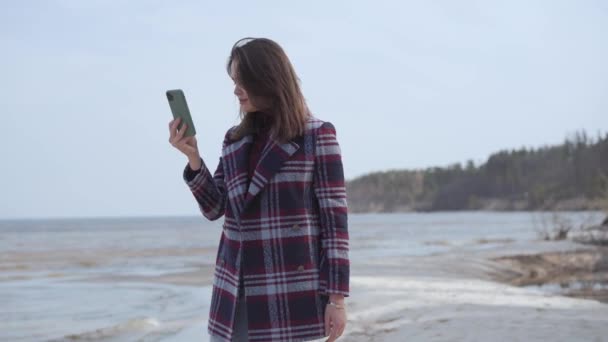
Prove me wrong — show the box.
[292,223,300,230]
[297,265,305,272]
[219,259,225,266]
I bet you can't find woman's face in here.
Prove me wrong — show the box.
[230,60,258,113]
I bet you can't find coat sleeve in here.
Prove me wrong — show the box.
[182,128,233,221]
[313,121,350,297]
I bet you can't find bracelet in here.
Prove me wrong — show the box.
[327,301,345,310]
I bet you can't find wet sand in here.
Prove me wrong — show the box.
[491,247,608,303]
[37,239,604,341]
[341,240,608,341]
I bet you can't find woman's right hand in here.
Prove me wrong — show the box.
[169,118,201,167]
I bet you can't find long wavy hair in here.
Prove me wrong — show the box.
[226,37,310,143]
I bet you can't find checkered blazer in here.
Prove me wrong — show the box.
[183,116,349,341]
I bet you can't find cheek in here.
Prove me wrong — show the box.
[245,101,257,112]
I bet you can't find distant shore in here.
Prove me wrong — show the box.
[348,132,608,214]
[349,198,607,213]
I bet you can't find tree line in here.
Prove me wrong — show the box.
[346,131,608,212]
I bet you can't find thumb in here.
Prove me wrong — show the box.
[184,136,197,147]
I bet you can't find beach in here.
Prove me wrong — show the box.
[1,212,607,341]
[345,240,608,341]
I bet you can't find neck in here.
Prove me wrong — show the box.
[252,111,273,133]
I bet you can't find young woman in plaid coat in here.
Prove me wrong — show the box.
[169,37,349,342]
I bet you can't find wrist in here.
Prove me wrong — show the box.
[327,302,345,310]
[188,156,202,171]
[329,293,345,304]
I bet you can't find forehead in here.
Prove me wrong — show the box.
[229,59,238,79]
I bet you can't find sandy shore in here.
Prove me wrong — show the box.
[340,240,608,341]
[491,247,608,303]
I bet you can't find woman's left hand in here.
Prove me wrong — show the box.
[324,296,347,341]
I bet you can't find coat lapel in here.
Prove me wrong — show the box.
[223,133,302,218]
[243,136,301,210]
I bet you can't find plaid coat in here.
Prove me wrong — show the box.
[183,116,350,341]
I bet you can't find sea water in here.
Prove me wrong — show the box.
[0,212,602,341]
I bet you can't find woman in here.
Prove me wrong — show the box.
[168,37,349,342]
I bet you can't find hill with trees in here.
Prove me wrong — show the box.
[346,132,608,212]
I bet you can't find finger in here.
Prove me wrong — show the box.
[169,118,182,140]
[336,316,345,335]
[336,322,345,338]
[184,136,197,148]
[169,119,177,140]
[328,325,338,342]
[177,123,188,139]
[170,117,181,130]
[326,313,337,342]
[324,308,331,337]
[330,311,345,340]
[341,313,348,336]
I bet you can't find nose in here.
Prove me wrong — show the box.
[234,85,243,97]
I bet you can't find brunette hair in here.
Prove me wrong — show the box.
[227,37,310,143]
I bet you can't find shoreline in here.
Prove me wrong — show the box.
[489,246,608,303]
[342,239,608,341]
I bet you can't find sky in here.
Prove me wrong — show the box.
[1,0,607,219]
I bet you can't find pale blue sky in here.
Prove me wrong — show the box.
[1,1,607,219]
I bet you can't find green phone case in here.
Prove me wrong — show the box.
[166,89,196,137]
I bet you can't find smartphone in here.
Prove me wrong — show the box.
[166,89,196,137]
